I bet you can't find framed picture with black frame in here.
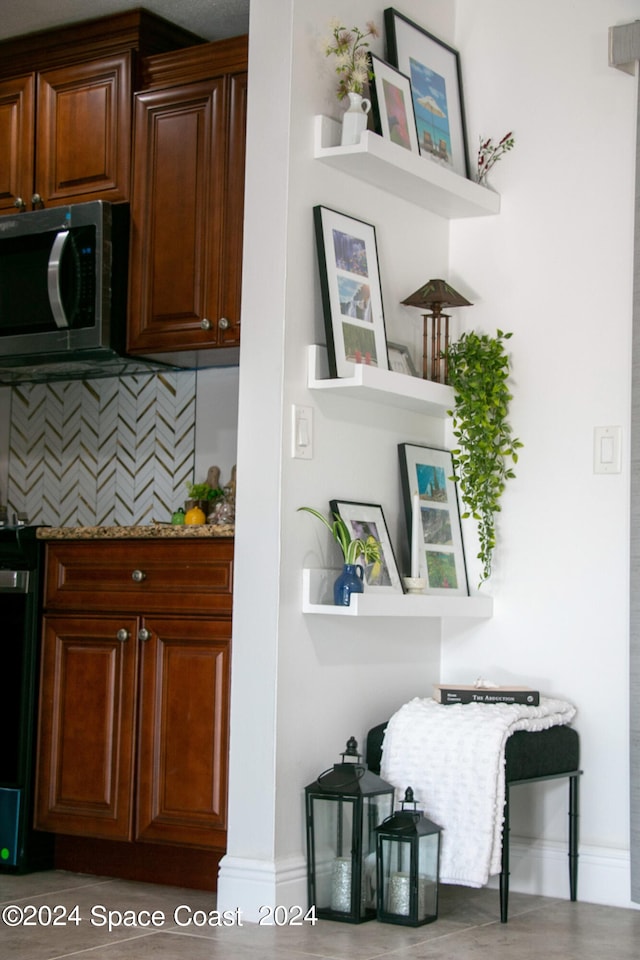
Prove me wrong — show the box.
[330,499,404,594]
[398,443,469,596]
[314,206,389,379]
[384,7,470,178]
[368,54,420,155]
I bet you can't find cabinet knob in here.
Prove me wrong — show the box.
[200,318,212,330]
[218,317,230,330]
[116,628,130,642]
[31,193,43,208]
[131,569,146,583]
[14,197,26,211]
[138,627,151,642]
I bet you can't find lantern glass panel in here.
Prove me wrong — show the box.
[307,791,393,920]
[308,795,356,914]
[378,834,439,923]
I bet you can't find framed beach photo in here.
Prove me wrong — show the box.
[384,7,470,178]
[314,206,389,379]
[387,341,418,377]
[398,443,469,596]
[368,54,420,155]
[330,499,404,594]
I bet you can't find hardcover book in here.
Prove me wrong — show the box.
[434,684,540,706]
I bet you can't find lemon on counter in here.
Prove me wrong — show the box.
[184,506,206,525]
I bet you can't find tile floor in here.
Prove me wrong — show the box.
[1,869,639,960]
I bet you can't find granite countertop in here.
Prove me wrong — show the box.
[37,523,234,540]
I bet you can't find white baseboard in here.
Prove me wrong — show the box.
[218,841,640,919]
[488,836,640,911]
[216,854,308,923]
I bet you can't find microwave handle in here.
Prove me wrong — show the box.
[47,229,70,329]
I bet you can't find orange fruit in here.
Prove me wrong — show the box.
[184,506,206,525]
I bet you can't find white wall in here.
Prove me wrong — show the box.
[448,0,639,907]
[218,0,457,918]
[194,366,239,489]
[219,0,640,917]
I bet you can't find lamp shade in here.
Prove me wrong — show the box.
[401,278,472,311]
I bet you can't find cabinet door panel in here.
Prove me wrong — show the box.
[36,54,131,205]
[35,615,137,840]
[136,617,230,848]
[128,79,226,353]
[217,71,247,346]
[0,75,35,214]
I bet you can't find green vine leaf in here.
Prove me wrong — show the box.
[446,329,522,587]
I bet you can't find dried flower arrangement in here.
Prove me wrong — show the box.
[476,132,515,185]
[324,18,379,100]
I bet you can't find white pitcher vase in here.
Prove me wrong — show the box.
[341,92,371,146]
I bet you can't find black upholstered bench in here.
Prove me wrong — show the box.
[366,721,581,923]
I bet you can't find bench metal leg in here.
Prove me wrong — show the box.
[569,773,579,901]
[500,785,510,923]
[500,772,579,923]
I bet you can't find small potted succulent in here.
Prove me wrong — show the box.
[185,481,225,520]
[298,506,381,606]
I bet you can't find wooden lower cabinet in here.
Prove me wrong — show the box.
[34,538,233,888]
[136,616,229,849]
[35,614,138,840]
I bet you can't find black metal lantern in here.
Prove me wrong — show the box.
[375,787,442,926]
[305,737,395,923]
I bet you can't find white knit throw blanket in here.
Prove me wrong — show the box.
[379,696,577,887]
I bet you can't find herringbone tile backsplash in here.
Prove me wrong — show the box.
[7,372,196,526]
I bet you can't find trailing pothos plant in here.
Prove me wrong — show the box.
[446,329,523,587]
[298,507,381,566]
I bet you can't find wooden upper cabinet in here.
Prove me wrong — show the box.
[127,37,248,362]
[0,53,133,213]
[35,54,132,207]
[128,78,226,352]
[219,71,247,348]
[0,9,205,215]
[0,75,35,214]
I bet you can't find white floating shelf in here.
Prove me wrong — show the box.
[308,345,453,417]
[314,115,500,220]
[302,569,493,619]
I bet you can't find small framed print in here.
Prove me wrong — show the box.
[368,54,420,154]
[385,7,470,178]
[398,443,469,596]
[314,206,389,379]
[387,341,418,377]
[330,499,404,594]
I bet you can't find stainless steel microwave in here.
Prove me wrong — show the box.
[0,201,167,383]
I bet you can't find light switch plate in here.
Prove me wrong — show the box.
[292,404,313,459]
[593,425,621,474]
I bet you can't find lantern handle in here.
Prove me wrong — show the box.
[316,764,366,792]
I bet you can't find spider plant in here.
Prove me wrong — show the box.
[298,507,381,566]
